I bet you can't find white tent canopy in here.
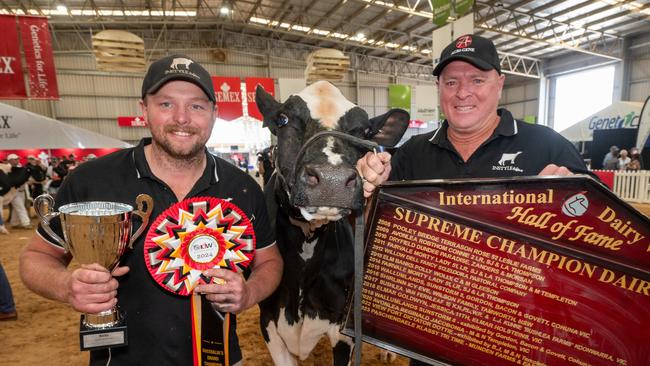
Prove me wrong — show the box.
[207,117,271,151]
[559,101,643,142]
[0,102,131,149]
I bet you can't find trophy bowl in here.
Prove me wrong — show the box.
[35,194,153,350]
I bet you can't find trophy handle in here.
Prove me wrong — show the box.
[129,194,154,249]
[33,194,69,250]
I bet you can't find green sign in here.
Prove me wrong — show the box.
[453,0,474,17]
[523,115,537,124]
[389,84,412,113]
[429,0,451,27]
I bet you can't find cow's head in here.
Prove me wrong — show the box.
[256,81,408,221]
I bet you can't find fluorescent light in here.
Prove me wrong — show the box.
[56,4,67,12]
[220,6,230,15]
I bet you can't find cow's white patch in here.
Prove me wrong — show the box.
[300,239,317,261]
[297,81,355,129]
[265,319,299,366]
[272,310,347,362]
[322,137,343,165]
[299,206,345,221]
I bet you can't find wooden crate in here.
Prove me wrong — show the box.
[305,48,350,84]
[92,30,145,73]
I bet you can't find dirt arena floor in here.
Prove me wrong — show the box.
[0,205,408,366]
[2,203,649,365]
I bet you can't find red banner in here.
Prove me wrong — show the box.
[0,15,27,99]
[212,76,243,121]
[246,77,274,121]
[19,16,59,99]
[118,116,146,127]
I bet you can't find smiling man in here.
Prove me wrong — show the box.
[358,34,592,195]
[20,54,282,366]
[356,34,593,366]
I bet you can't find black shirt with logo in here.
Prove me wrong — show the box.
[38,138,275,366]
[390,109,592,181]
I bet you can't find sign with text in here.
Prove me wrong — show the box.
[19,16,59,99]
[344,176,650,366]
[117,116,146,127]
[245,77,274,121]
[212,76,243,121]
[0,15,27,99]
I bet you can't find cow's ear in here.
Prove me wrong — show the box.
[365,108,409,147]
[255,85,281,134]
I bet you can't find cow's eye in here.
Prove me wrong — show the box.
[277,113,289,127]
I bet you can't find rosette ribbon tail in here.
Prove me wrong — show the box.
[191,293,231,366]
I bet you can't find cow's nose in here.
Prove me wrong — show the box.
[302,164,358,189]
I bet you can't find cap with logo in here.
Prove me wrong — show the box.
[433,34,501,76]
[141,54,215,103]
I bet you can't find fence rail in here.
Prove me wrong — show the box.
[612,170,650,203]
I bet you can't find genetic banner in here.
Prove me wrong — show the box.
[18,16,59,99]
[0,15,27,99]
[345,176,650,366]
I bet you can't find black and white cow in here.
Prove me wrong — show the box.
[256,81,409,365]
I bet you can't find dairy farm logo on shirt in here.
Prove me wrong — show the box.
[493,151,523,172]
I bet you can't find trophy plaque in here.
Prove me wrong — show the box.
[35,194,153,351]
[344,176,650,366]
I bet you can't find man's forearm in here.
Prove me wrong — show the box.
[20,249,72,305]
[244,249,283,309]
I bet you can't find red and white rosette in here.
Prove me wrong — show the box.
[144,197,256,296]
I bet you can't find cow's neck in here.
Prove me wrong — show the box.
[288,216,328,239]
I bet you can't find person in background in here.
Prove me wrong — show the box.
[357,34,591,366]
[26,155,47,200]
[48,157,68,196]
[618,149,631,170]
[20,54,282,366]
[6,154,32,229]
[0,166,11,235]
[603,149,620,170]
[602,145,619,168]
[627,147,641,171]
[0,262,17,320]
[257,146,274,187]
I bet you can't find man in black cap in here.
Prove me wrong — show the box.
[358,33,591,191]
[20,54,282,365]
[357,35,592,365]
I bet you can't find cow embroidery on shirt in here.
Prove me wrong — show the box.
[493,151,524,172]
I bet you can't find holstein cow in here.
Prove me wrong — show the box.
[255,81,409,365]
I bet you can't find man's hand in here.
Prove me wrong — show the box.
[539,164,573,176]
[67,263,128,314]
[196,268,251,314]
[356,151,392,198]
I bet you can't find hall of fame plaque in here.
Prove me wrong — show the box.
[344,176,650,366]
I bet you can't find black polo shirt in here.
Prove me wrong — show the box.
[390,108,592,181]
[38,138,274,366]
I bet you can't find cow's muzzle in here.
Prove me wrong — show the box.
[294,163,361,214]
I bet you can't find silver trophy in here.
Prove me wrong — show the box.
[34,194,153,350]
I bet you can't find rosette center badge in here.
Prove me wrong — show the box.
[144,197,256,296]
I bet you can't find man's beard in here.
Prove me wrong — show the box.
[153,126,205,160]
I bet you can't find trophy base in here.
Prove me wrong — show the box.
[79,314,128,351]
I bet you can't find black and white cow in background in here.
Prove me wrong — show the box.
[256,81,409,365]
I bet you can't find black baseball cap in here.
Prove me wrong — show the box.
[433,34,501,76]
[141,54,215,102]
